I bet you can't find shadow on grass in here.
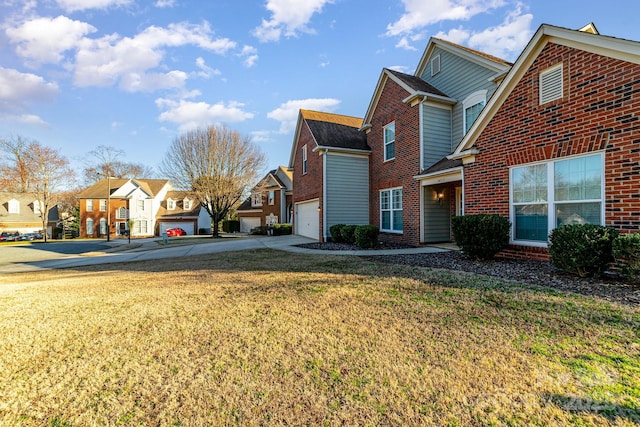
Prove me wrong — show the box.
[545,394,640,424]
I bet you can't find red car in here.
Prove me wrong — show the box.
[165,227,187,237]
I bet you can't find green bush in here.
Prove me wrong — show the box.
[329,224,346,243]
[341,225,357,245]
[548,224,618,278]
[354,225,379,249]
[451,214,510,260]
[613,233,640,283]
[272,223,292,236]
[251,225,268,235]
[222,220,240,233]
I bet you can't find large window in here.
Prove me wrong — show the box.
[86,218,94,235]
[383,122,395,161]
[134,220,148,235]
[86,199,93,212]
[511,153,603,244]
[99,199,106,211]
[251,193,262,207]
[99,218,107,235]
[463,90,486,134]
[137,199,145,211]
[380,188,403,232]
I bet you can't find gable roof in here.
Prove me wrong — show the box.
[451,23,640,158]
[156,190,201,218]
[288,110,369,168]
[0,192,59,224]
[79,178,169,199]
[361,68,456,129]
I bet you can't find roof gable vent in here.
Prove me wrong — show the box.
[540,63,563,104]
[431,55,441,76]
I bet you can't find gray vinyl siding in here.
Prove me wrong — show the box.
[423,105,452,169]
[421,46,500,146]
[423,185,451,242]
[325,154,369,237]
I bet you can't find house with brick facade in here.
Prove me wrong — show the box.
[236,166,293,233]
[288,109,370,240]
[360,40,511,246]
[451,23,640,259]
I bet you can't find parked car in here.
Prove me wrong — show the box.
[0,231,20,242]
[18,232,43,241]
[165,227,187,237]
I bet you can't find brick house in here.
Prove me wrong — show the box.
[236,166,293,233]
[451,23,640,259]
[288,110,369,240]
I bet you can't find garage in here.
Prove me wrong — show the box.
[239,217,260,233]
[159,221,195,235]
[295,199,319,240]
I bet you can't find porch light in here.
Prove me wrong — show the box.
[437,191,444,205]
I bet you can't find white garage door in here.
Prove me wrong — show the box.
[159,222,195,235]
[295,200,319,240]
[240,217,261,233]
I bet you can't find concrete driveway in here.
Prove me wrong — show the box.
[0,235,448,273]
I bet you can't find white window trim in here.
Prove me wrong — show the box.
[539,63,563,105]
[183,199,192,210]
[380,187,403,233]
[268,190,275,206]
[86,218,94,235]
[251,193,263,207]
[137,199,145,211]
[167,198,175,210]
[86,199,93,212]
[8,199,19,214]
[99,199,107,212]
[462,90,487,135]
[383,121,395,162]
[302,145,308,175]
[33,200,41,215]
[509,152,605,247]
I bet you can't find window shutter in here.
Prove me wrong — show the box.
[540,64,563,104]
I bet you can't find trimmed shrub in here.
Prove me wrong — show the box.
[272,223,292,236]
[354,225,379,249]
[222,220,240,233]
[250,225,268,235]
[329,224,346,243]
[452,214,510,260]
[613,233,640,283]
[548,224,618,278]
[341,225,357,245]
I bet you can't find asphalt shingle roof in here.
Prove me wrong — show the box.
[385,68,450,98]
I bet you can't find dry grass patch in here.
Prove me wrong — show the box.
[0,249,638,426]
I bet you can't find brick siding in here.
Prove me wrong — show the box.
[292,121,324,238]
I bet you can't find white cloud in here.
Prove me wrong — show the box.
[253,0,333,42]
[467,7,533,60]
[267,98,340,133]
[55,0,133,12]
[156,98,254,131]
[395,37,417,51]
[73,22,236,91]
[250,130,272,143]
[0,67,57,127]
[240,45,259,68]
[386,0,505,36]
[433,27,471,45]
[5,15,97,65]
[194,57,221,78]
[155,0,176,7]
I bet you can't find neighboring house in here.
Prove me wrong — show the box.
[360,39,511,245]
[288,109,370,240]
[79,178,170,238]
[156,190,211,235]
[450,23,640,259]
[0,192,59,237]
[236,166,293,233]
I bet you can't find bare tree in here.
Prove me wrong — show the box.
[160,125,266,237]
[28,143,75,242]
[83,145,155,184]
[0,135,36,192]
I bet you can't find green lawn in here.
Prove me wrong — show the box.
[0,249,638,426]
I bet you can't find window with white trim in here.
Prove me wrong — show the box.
[167,198,175,210]
[86,218,94,235]
[511,153,603,244]
[86,199,93,212]
[268,190,275,205]
[302,145,308,174]
[251,193,263,207]
[8,199,19,214]
[117,207,127,219]
[99,218,107,235]
[463,90,487,134]
[183,199,192,210]
[134,220,148,234]
[99,199,106,211]
[380,187,403,232]
[33,200,41,215]
[539,63,563,104]
[383,121,395,161]
[137,199,145,211]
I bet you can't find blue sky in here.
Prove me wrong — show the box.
[2,0,640,177]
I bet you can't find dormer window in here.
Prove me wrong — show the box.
[167,198,176,210]
[183,199,192,210]
[251,193,263,207]
[33,200,41,215]
[8,199,19,214]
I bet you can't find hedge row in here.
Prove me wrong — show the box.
[329,224,379,249]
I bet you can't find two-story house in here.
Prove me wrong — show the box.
[156,191,211,235]
[79,178,170,238]
[288,110,370,240]
[0,192,59,237]
[236,166,293,233]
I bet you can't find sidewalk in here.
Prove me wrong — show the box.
[4,234,452,273]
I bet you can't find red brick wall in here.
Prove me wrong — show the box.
[291,120,324,237]
[368,76,422,245]
[80,199,127,238]
[465,42,640,259]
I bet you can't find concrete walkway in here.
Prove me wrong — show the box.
[2,235,451,273]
